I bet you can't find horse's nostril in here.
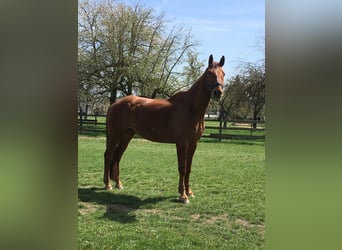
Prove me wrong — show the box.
[212,90,222,100]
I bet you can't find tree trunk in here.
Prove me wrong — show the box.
[151,88,161,99]
[109,87,117,104]
[223,119,228,128]
[127,82,133,96]
[219,109,228,128]
[85,104,89,119]
[253,113,258,129]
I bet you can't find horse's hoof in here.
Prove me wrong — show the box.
[115,184,124,189]
[179,197,190,204]
[105,185,113,190]
[187,191,195,198]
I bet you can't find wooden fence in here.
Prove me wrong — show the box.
[78,113,265,141]
[202,119,265,141]
[78,113,106,133]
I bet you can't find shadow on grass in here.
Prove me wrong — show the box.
[78,187,172,223]
[78,131,147,139]
[200,138,265,146]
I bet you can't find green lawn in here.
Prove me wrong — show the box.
[78,136,265,249]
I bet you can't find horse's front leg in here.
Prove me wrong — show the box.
[185,141,197,198]
[176,141,189,203]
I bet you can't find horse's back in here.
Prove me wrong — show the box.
[107,96,175,141]
[108,95,171,113]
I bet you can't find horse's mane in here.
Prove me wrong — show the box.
[168,73,206,103]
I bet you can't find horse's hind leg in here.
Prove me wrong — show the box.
[110,129,135,189]
[103,136,119,190]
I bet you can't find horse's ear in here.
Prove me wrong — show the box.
[219,56,225,67]
[208,54,213,66]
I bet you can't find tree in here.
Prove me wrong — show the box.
[181,51,204,85]
[78,0,198,108]
[220,75,248,124]
[243,62,265,127]
[220,61,265,127]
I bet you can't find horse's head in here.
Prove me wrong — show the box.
[205,54,225,100]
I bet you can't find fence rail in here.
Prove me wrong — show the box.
[78,113,265,141]
[78,113,106,133]
[202,119,265,141]
[205,126,265,132]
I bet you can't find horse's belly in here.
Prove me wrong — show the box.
[134,126,176,143]
[133,122,202,143]
[129,105,177,143]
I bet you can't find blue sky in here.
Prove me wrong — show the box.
[127,0,265,77]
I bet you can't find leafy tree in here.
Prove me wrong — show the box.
[181,51,204,85]
[220,61,265,127]
[220,75,248,124]
[243,62,265,127]
[78,0,198,109]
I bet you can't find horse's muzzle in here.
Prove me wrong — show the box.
[211,84,223,100]
[211,89,222,100]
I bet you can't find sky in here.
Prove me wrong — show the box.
[124,0,265,77]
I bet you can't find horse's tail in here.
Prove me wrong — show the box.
[105,103,122,181]
[105,104,113,146]
[105,107,109,145]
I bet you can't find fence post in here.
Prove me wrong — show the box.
[219,118,223,142]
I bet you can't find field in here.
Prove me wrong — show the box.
[78,136,265,249]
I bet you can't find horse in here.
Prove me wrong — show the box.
[103,54,225,203]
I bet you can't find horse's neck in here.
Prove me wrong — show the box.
[187,74,211,117]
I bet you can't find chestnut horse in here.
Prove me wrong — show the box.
[104,55,225,203]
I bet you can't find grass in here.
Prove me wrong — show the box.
[78,136,265,249]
